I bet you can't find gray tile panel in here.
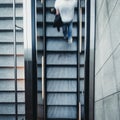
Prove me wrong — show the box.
[95,100,104,120]
[95,0,120,120]
[104,94,119,120]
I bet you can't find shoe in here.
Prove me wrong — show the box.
[68,37,73,44]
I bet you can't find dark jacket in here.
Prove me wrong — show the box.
[50,8,63,32]
[53,14,63,32]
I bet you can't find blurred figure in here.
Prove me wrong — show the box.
[55,0,77,43]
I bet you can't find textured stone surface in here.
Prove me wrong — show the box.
[104,94,119,120]
[95,100,104,120]
[95,72,103,101]
[95,0,120,120]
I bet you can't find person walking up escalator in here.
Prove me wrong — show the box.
[54,0,77,43]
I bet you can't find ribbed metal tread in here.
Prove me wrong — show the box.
[0,114,25,116]
[47,118,77,120]
[0,54,24,56]
[0,4,22,7]
[0,16,23,18]
[0,102,25,104]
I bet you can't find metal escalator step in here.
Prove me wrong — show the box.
[0,4,22,7]
[46,78,77,80]
[0,7,23,17]
[46,91,77,94]
[46,65,77,67]
[36,0,86,119]
[0,29,23,32]
[47,105,77,107]
[46,25,77,37]
[0,0,25,118]
[46,53,77,65]
[47,66,77,79]
[46,51,77,54]
[0,19,23,30]
[0,0,23,4]
[0,17,23,20]
[47,119,77,120]
[47,106,77,119]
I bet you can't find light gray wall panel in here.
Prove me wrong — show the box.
[101,57,117,97]
[106,0,118,17]
[96,0,109,41]
[95,0,120,120]
[95,72,103,101]
[95,100,104,120]
[113,46,120,91]
[104,94,119,120]
[96,0,104,16]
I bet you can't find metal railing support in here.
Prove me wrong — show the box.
[13,0,18,120]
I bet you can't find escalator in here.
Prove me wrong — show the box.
[45,0,78,119]
[0,0,25,120]
[36,0,86,120]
